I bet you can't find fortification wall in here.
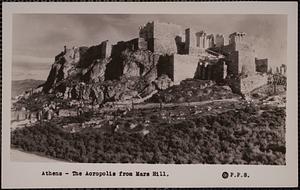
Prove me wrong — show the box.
[227,73,268,94]
[222,42,255,77]
[238,44,256,75]
[185,28,196,53]
[126,38,148,51]
[152,22,183,55]
[195,60,227,81]
[172,54,199,84]
[240,74,268,94]
[227,51,239,76]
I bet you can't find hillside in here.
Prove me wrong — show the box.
[12,79,44,98]
[149,79,239,103]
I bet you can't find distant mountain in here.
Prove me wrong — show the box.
[12,79,45,98]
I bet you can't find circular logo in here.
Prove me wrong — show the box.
[222,172,229,179]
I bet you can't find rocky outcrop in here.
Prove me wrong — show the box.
[54,75,154,105]
[153,74,173,90]
[82,58,111,83]
[43,47,87,92]
[42,42,166,104]
[121,49,158,78]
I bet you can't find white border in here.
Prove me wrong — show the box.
[2,2,298,188]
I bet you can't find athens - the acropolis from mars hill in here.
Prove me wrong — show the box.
[59,20,275,94]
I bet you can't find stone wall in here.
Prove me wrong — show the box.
[238,44,256,75]
[172,54,199,84]
[227,73,268,94]
[219,34,255,77]
[153,21,184,55]
[195,59,227,81]
[139,21,184,55]
[126,38,148,51]
[185,28,199,55]
[240,74,268,94]
[157,54,200,84]
[226,50,239,76]
[185,28,195,54]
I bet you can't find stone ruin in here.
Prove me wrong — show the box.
[44,20,271,96]
[137,21,269,93]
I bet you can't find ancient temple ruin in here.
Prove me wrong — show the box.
[60,20,269,94]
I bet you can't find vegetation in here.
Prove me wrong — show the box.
[13,92,73,112]
[11,105,285,164]
[150,79,238,103]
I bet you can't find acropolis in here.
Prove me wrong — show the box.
[93,20,269,94]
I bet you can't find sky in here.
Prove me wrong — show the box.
[12,14,287,80]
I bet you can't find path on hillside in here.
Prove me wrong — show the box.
[100,97,241,112]
[10,98,241,131]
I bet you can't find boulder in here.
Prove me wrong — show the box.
[154,74,173,90]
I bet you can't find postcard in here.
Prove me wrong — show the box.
[2,2,298,188]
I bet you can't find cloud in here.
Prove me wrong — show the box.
[13,54,53,69]
[12,54,53,80]
[12,68,50,81]
[12,14,287,80]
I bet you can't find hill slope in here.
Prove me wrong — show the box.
[12,79,45,98]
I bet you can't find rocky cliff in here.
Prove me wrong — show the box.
[42,43,169,104]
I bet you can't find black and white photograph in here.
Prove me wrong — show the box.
[2,2,298,188]
[10,13,288,165]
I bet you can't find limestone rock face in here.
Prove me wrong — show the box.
[83,58,110,83]
[42,43,165,104]
[90,85,105,104]
[121,49,158,79]
[43,47,86,92]
[102,77,143,101]
[123,62,140,77]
